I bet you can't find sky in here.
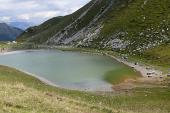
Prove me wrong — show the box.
[0,0,91,25]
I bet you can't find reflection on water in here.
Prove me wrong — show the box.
[0,50,131,91]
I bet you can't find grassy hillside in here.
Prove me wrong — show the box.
[97,0,169,51]
[17,17,63,42]
[98,0,170,69]
[0,65,170,113]
[133,43,170,70]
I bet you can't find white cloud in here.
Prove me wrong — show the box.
[0,0,91,24]
[33,11,59,18]
[17,11,59,20]
[0,0,40,10]
[0,16,11,22]
[17,14,30,20]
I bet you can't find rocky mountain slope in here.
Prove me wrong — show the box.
[17,0,170,54]
[0,23,23,41]
[17,0,110,44]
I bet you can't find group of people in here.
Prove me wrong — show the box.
[0,48,5,53]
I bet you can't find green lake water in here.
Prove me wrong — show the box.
[0,50,138,91]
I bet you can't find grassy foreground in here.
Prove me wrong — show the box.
[0,65,170,113]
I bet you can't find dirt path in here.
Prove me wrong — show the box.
[104,53,166,91]
[105,53,164,78]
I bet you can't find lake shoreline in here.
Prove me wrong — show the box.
[0,47,165,91]
[0,49,114,92]
[0,48,156,78]
[0,65,169,113]
[78,50,165,90]
[55,47,165,77]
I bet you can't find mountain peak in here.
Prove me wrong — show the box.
[0,22,23,41]
[0,23,8,26]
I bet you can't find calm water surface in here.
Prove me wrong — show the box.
[0,50,132,91]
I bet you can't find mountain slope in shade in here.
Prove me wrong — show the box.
[0,23,23,41]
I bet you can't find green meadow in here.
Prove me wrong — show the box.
[0,65,170,113]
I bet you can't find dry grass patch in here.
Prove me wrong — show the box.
[0,82,106,113]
